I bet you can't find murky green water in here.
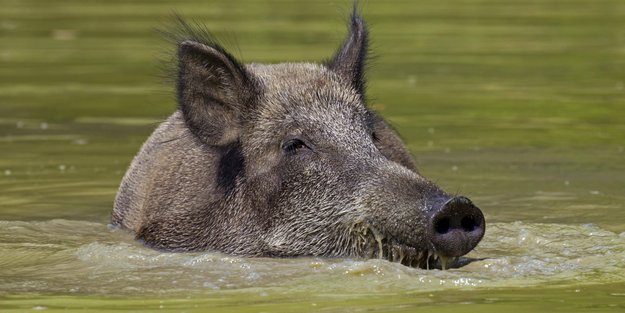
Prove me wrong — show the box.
[1,0,625,312]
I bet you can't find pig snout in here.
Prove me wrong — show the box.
[428,196,485,258]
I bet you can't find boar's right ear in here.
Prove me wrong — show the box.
[177,40,256,146]
[327,11,368,96]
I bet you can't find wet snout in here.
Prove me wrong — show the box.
[429,196,485,258]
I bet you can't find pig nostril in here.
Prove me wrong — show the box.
[461,216,477,232]
[434,217,450,234]
[429,196,485,258]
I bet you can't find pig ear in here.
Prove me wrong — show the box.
[177,40,256,146]
[328,11,369,95]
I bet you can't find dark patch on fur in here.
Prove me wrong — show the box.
[217,143,245,193]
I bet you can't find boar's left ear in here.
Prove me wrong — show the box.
[327,11,369,96]
[177,38,257,146]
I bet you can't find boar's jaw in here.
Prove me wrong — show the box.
[350,222,459,270]
[348,198,485,270]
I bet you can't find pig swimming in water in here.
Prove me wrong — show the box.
[112,11,485,269]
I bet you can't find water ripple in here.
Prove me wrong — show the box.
[0,220,623,296]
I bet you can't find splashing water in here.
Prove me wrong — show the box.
[1,219,623,297]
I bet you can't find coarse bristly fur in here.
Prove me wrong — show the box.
[112,8,485,269]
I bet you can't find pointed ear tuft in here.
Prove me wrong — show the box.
[177,39,256,146]
[327,10,369,95]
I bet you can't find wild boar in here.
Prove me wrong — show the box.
[112,11,485,269]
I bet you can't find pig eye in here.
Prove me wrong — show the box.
[282,138,310,155]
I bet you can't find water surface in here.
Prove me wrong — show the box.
[1,0,625,311]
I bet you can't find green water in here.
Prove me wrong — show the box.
[1,0,625,311]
